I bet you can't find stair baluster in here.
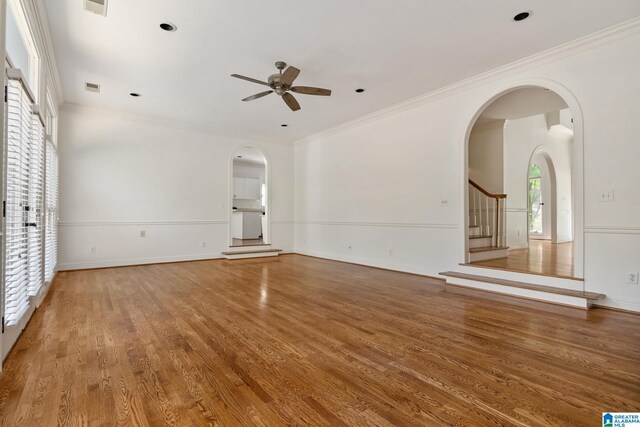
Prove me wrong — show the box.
[468,179,507,246]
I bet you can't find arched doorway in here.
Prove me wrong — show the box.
[462,81,583,278]
[527,147,560,244]
[229,146,269,247]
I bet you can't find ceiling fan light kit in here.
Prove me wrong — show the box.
[231,61,332,112]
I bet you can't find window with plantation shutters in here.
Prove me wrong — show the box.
[45,141,59,282]
[4,78,33,326]
[28,111,45,296]
[3,71,45,327]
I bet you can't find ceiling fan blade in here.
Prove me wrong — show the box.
[291,86,332,96]
[280,66,300,86]
[242,90,274,102]
[282,93,301,111]
[231,74,270,86]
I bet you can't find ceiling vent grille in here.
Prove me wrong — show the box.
[85,82,100,93]
[84,0,108,16]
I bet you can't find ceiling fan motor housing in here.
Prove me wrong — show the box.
[268,74,288,95]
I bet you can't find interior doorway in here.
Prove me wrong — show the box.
[528,163,544,237]
[527,148,559,243]
[464,84,582,279]
[229,147,269,247]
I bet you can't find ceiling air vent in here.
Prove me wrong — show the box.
[85,82,100,93]
[84,0,108,16]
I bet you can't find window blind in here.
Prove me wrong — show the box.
[44,140,59,282]
[27,112,45,296]
[4,78,33,326]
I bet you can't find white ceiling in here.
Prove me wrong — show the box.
[43,0,640,142]
[476,87,569,125]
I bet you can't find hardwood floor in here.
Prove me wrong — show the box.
[472,239,576,278]
[1,255,638,426]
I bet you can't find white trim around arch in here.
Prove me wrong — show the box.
[459,78,584,278]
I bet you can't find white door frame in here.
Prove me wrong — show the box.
[227,145,271,246]
[460,79,584,278]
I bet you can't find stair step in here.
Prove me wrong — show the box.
[226,244,272,252]
[222,249,282,255]
[440,272,604,309]
[229,243,271,248]
[469,246,508,253]
[468,246,508,262]
[221,249,282,260]
[469,235,492,239]
[457,263,584,290]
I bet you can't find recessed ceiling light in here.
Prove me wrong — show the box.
[160,22,177,32]
[513,11,531,22]
[130,92,141,97]
[355,88,365,93]
[281,124,288,127]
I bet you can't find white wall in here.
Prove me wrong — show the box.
[233,161,265,181]
[295,30,640,312]
[58,105,294,269]
[503,114,573,248]
[468,120,504,194]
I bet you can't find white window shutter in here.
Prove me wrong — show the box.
[45,141,59,282]
[27,111,45,296]
[4,79,33,325]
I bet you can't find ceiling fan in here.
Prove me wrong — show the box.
[231,61,331,112]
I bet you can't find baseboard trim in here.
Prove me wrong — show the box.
[592,298,640,313]
[59,254,226,271]
[293,250,445,282]
[507,243,529,250]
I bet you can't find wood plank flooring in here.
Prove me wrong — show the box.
[0,254,638,426]
[472,240,576,278]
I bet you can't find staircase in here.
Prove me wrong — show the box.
[221,243,282,259]
[468,179,508,262]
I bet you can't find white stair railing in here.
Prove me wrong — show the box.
[468,180,507,247]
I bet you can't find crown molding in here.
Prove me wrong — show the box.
[60,102,290,145]
[295,17,640,145]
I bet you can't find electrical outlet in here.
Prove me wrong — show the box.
[517,228,521,237]
[629,273,639,285]
[441,199,448,207]
[388,249,394,256]
[599,190,614,202]
[201,241,207,248]
[347,245,352,250]
[91,246,96,255]
[140,230,146,238]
